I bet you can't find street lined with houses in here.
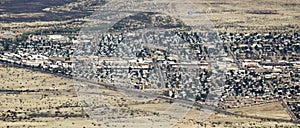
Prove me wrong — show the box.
[0,31,299,123]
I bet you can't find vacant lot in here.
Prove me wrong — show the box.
[227,102,291,120]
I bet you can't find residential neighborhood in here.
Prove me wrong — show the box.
[0,31,299,122]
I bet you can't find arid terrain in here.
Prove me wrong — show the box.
[0,0,105,34]
[0,0,299,36]
[191,0,300,33]
[1,0,300,35]
[1,0,300,128]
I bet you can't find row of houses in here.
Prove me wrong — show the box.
[74,31,220,102]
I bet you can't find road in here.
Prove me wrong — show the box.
[266,81,299,122]
[225,42,299,122]
[0,60,299,124]
[225,42,242,69]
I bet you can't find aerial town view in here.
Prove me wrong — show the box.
[0,0,300,128]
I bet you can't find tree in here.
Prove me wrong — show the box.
[3,42,9,51]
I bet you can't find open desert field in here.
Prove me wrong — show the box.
[176,109,299,128]
[1,0,300,34]
[227,102,291,120]
[190,0,300,33]
[0,64,99,127]
[0,0,104,34]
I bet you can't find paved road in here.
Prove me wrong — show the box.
[0,60,299,124]
[221,43,299,122]
[225,42,242,69]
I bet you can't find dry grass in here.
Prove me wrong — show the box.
[227,102,291,120]
[0,118,98,128]
[190,0,300,33]
[1,0,300,34]
[175,108,299,128]
[0,64,98,128]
